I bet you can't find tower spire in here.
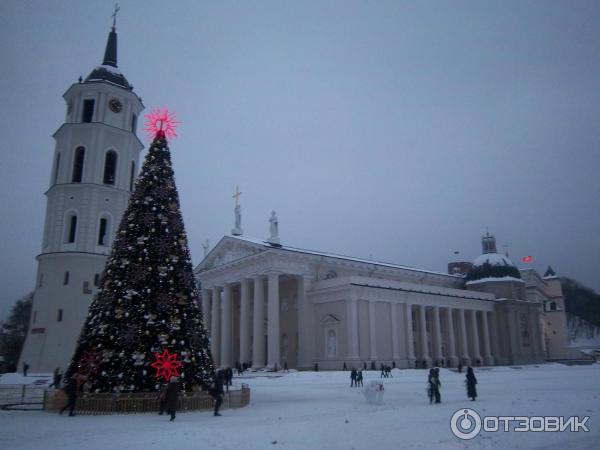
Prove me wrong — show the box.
[102,5,119,67]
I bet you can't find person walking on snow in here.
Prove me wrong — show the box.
[210,371,225,416]
[466,366,478,401]
[163,376,180,421]
[350,368,357,387]
[427,368,441,404]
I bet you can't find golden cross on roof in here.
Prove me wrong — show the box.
[232,186,242,206]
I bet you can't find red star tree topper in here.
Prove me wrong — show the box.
[151,348,182,381]
[144,107,180,140]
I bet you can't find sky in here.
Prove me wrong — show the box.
[0,0,599,317]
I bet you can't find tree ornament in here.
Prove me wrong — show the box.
[151,348,182,381]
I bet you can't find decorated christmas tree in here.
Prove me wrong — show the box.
[65,109,215,393]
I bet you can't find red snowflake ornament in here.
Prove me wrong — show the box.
[151,348,182,381]
[144,108,180,141]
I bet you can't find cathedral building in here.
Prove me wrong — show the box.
[195,229,575,370]
[19,24,144,372]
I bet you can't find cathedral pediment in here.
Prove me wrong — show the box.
[198,236,266,271]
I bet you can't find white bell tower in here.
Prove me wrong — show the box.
[19,22,144,373]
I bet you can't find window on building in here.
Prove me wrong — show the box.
[82,99,95,123]
[64,271,70,285]
[83,281,92,294]
[98,217,108,245]
[94,273,100,286]
[57,309,63,322]
[72,146,85,182]
[67,214,77,243]
[131,114,137,133]
[550,302,557,311]
[129,161,135,191]
[103,150,118,185]
[54,153,61,184]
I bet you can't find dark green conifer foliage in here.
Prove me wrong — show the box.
[66,130,215,392]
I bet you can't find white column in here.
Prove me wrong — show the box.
[404,304,415,366]
[220,283,233,368]
[470,310,482,365]
[267,272,280,370]
[201,288,211,334]
[419,305,431,366]
[346,298,360,360]
[297,275,314,369]
[369,301,377,362]
[432,306,443,364]
[391,303,400,362]
[482,311,494,365]
[489,311,500,362]
[446,308,458,367]
[210,286,221,367]
[239,278,251,365]
[252,276,265,369]
[458,308,470,365]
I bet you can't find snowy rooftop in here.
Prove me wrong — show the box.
[227,235,462,280]
[472,252,517,268]
[465,276,525,286]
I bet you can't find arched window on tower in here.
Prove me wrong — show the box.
[97,217,110,246]
[103,150,118,185]
[54,153,61,184]
[66,213,78,244]
[129,161,135,191]
[72,146,85,182]
[131,114,137,133]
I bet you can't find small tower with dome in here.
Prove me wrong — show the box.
[465,232,525,299]
[19,17,144,372]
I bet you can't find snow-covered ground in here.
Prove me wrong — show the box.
[1,363,599,450]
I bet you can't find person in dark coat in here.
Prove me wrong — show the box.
[50,368,62,388]
[350,368,357,387]
[158,382,168,415]
[427,368,441,404]
[59,373,86,416]
[466,366,478,401]
[209,371,224,416]
[163,376,181,421]
[356,369,363,387]
[22,362,29,377]
[457,362,463,373]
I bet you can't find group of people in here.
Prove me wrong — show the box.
[349,368,364,387]
[427,366,478,404]
[380,364,393,378]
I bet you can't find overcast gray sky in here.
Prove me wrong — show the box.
[1,0,599,318]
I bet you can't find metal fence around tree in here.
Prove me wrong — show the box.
[44,384,250,415]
